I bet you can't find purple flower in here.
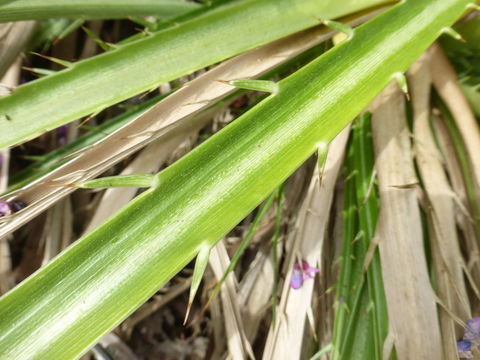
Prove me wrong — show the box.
[56,125,69,146]
[0,201,11,217]
[290,260,320,290]
[457,340,473,359]
[457,317,480,358]
[291,267,303,289]
[464,317,480,346]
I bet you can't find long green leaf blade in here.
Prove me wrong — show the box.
[0,0,200,21]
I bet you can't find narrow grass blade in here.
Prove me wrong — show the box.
[0,0,200,22]
[350,113,387,359]
[270,186,284,326]
[185,244,211,324]
[331,148,359,358]
[332,122,379,360]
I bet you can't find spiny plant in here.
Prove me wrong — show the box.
[0,0,479,359]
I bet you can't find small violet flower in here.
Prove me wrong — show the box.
[290,260,320,290]
[458,317,480,358]
[464,317,480,346]
[0,200,11,217]
[457,340,473,359]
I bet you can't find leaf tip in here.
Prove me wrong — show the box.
[392,72,410,100]
[185,244,211,326]
[321,19,354,41]
[229,79,279,95]
[30,52,73,68]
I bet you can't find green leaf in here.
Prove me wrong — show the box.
[0,0,391,149]
[0,0,201,22]
[7,94,164,192]
[350,113,387,359]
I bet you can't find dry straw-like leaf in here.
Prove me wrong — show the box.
[430,44,480,192]
[410,50,470,358]
[371,81,442,360]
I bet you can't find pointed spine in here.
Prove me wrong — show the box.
[22,67,57,77]
[78,174,155,189]
[317,141,329,183]
[466,3,480,10]
[184,244,211,324]
[322,19,354,40]
[82,26,118,52]
[392,72,410,100]
[220,79,279,95]
[440,27,466,42]
[30,52,73,68]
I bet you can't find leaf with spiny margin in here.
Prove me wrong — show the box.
[0,0,387,149]
[0,1,472,358]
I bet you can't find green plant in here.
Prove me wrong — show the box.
[0,0,478,359]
